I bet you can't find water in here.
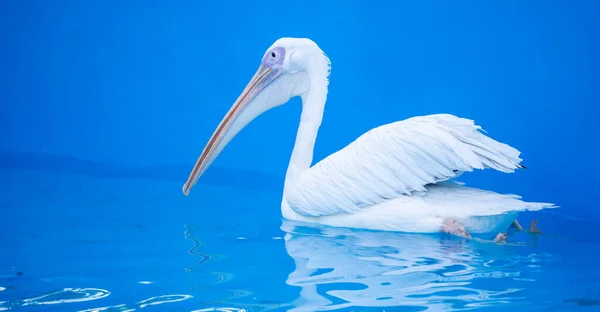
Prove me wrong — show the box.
[2,1,599,311]
[1,155,600,312]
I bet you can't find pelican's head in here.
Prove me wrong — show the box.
[182,37,330,196]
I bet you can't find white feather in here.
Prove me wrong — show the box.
[283,113,549,220]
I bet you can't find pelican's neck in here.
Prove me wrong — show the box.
[284,56,330,192]
[285,92,325,183]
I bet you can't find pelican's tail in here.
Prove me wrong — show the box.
[425,181,557,218]
[420,182,557,234]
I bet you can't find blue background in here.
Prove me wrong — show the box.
[1,0,598,215]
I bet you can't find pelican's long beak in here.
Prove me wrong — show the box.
[182,64,281,196]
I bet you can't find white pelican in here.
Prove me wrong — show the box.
[182,37,556,239]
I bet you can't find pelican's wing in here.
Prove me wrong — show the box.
[284,114,526,217]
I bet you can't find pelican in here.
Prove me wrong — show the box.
[182,37,556,239]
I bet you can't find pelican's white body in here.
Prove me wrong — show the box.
[280,113,552,235]
[283,183,528,235]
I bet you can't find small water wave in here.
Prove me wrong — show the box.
[0,288,110,310]
[191,308,248,312]
[78,294,194,312]
[137,294,193,308]
[0,287,202,312]
[184,224,217,272]
[79,304,132,312]
[79,295,249,312]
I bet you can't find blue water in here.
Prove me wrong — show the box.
[1,158,600,311]
[2,1,600,311]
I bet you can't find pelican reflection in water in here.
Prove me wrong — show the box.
[280,220,549,312]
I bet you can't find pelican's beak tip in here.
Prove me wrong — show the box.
[182,185,191,197]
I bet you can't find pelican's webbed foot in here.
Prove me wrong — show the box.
[440,218,471,239]
[493,232,508,244]
[528,220,542,234]
[511,219,524,231]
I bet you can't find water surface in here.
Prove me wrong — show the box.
[1,157,599,311]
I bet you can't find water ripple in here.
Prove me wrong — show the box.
[191,308,248,312]
[78,294,194,312]
[137,294,194,308]
[0,288,110,310]
[184,224,217,272]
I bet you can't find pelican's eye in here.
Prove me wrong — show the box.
[262,47,285,68]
